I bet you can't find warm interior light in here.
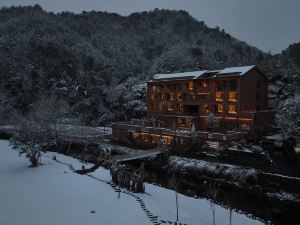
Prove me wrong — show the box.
[188,81,194,91]
[215,92,223,102]
[228,105,237,114]
[217,104,223,113]
[203,104,210,113]
[229,92,237,102]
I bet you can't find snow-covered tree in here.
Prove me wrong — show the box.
[276,93,300,141]
[9,114,53,167]
[30,96,69,142]
[205,112,220,131]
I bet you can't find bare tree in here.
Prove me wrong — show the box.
[169,168,183,222]
[205,181,219,225]
[224,194,233,225]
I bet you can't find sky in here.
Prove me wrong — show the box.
[1,0,300,54]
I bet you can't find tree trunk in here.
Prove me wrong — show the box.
[175,191,178,221]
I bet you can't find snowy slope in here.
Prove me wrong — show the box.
[0,140,263,225]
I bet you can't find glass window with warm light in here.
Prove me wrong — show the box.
[203,104,210,113]
[228,104,237,114]
[187,81,194,91]
[177,93,182,102]
[229,92,237,102]
[216,104,224,113]
[170,92,174,101]
[200,81,209,88]
[168,103,175,111]
[215,92,223,102]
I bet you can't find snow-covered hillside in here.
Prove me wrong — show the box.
[0,140,263,225]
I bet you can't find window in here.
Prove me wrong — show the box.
[216,81,225,91]
[229,80,237,90]
[203,104,210,113]
[159,103,163,111]
[215,92,223,102]
[187,81,194,91]
[177,93,182,101]
[228,92,237,102]
[162,136,173,145]
[216,104,224,113]
[178,118,192,128]
[177,83,182,90]
[201,81,209,88]
[168,103,175,111]
[228,105,237,114]
[176,103,183,111]
[170,92,174,101]
[152,85,156,92]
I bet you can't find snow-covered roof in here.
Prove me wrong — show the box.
[153,65,257,81]
[218,65,256,75]
[153,70,208,80]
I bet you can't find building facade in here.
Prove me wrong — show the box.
[147,65,273,133]
[112,66,274,150]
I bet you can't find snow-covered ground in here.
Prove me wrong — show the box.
[0,140,264,225]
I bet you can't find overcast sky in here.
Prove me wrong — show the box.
[1,0,299,54]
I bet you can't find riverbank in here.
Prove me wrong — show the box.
[0,140,265,225]
[1,125,300,225]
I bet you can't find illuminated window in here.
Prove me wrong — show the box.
[162,136,173,145]
[187,81,194,91]
[170,92,174,101]
[168,103,175,111]
[203,104,210,113]
[216,104,224,113]
[215,92,223,102]
[177,93,182,101]
[228,92,237,102]
[201,81,208,88]
[178,118,192,128]
[140,132,149,142]
[152,86,156,91]
[228,105,237,114]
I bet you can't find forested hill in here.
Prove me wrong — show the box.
[0,5,298,125]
